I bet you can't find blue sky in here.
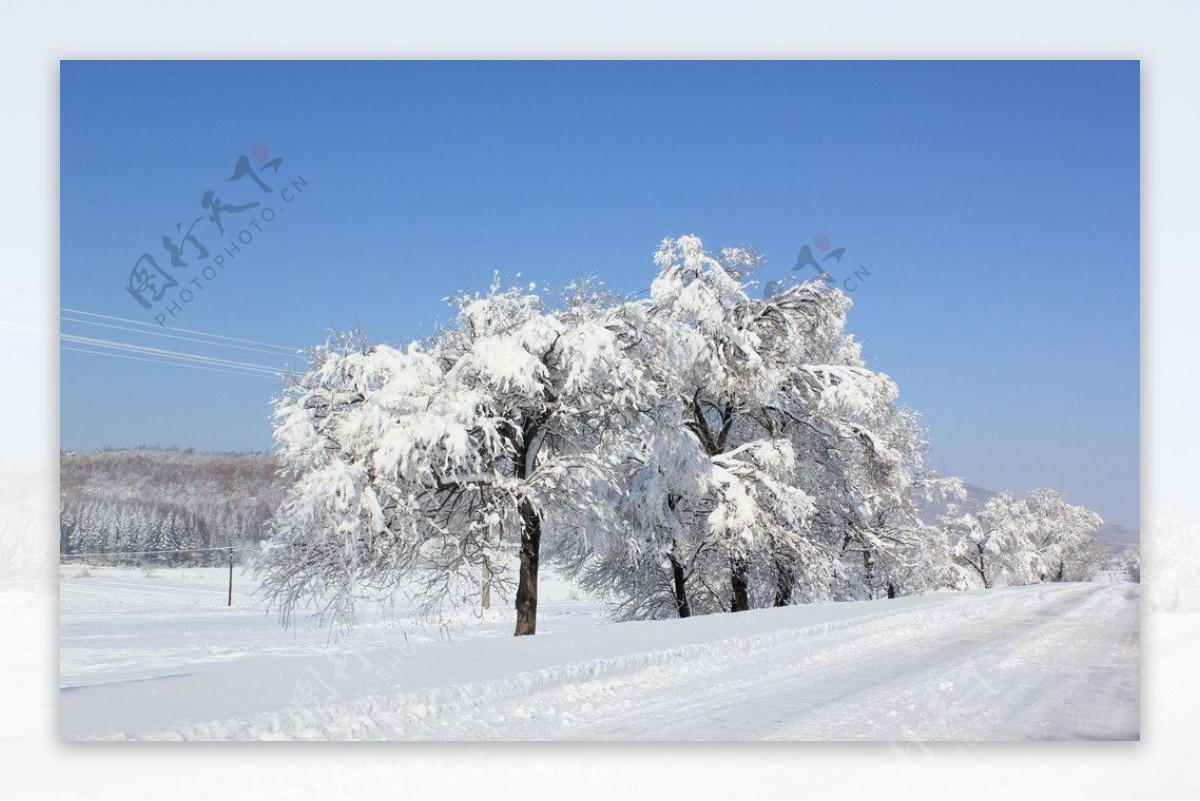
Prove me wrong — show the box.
[59,60,1139,527]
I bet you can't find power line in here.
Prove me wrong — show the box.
[0,321,54,337]
[61,332,283,374]
[0,293,307,379]
[0,328,280,380]
[0,291,303,354]
[0,317,291,376]
[62,546,263,607]
[60,345,280,379]
[63,307,301,355]
[63,547,261,557]
[60,315,303,358]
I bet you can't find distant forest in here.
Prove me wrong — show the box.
[60,449,283,565]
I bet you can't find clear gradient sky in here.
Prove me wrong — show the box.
[59,60,1139,528]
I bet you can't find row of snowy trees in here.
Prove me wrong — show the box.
[59,496,271,564]
[61,496,212,563]
[60,449,282,563]
[943,489,1108,588]
[258,235,1109,634]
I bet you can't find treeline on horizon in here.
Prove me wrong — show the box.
[59,448,283,564]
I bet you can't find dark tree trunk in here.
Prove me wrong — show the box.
[886,582,896,599]
[668,554,691,618]
[861,548,875,599]
[1054,561,1065,582]
[975,544,991,589]
[730,555,750,612]
[514,497,541,636]
[773,559,794,607]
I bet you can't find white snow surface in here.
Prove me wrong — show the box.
[59,566,1139,741]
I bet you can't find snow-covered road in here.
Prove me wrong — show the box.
[60,571,1138,741]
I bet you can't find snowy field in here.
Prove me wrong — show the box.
[59,566,1139,741]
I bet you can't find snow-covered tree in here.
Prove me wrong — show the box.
[946,491,1029,588]
[1020,488,1105,582]
[258,280,656,635]
[847,468,967,600]
[572,235,936,617]
[574,237,818,616]
[1117,543,1140,583]
[946,488,1104,588]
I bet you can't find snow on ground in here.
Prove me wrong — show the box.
[59,566,1139,741]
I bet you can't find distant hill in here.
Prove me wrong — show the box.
[1096,522,1139,547]
[959,482,997,512]
[60,448,285,563]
